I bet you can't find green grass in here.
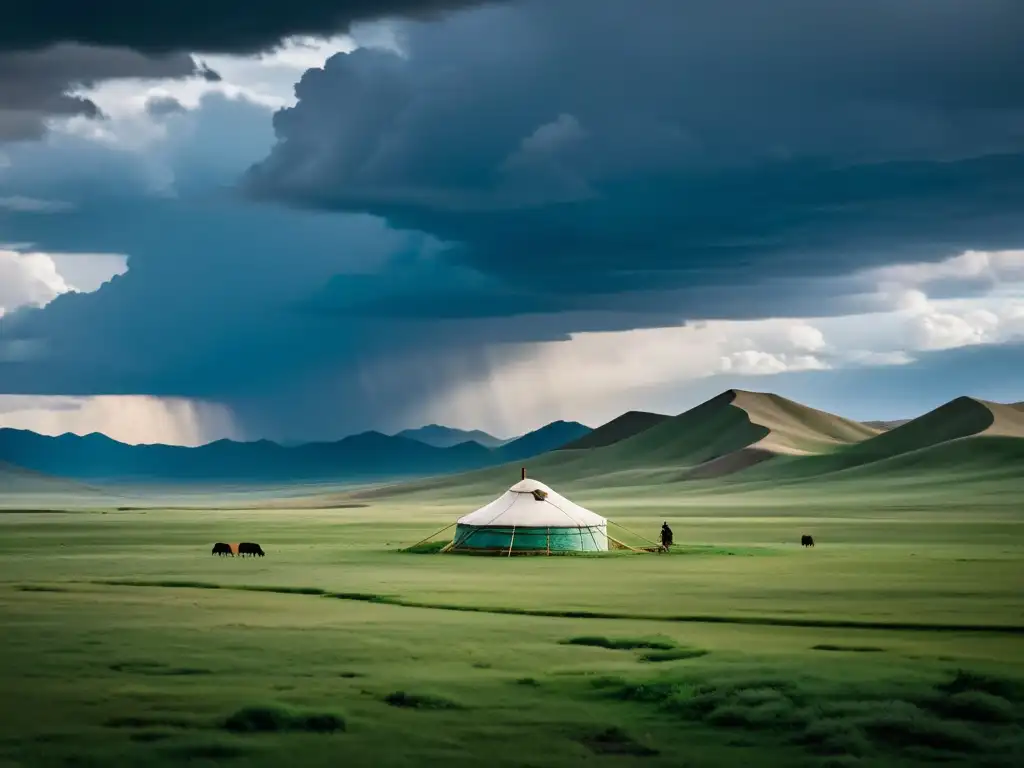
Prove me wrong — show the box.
[0,481,1022,767]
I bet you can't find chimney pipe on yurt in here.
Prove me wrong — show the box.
[521,467,526,480]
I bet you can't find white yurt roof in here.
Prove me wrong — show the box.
[457,478,606,528]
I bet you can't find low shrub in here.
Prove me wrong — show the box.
[561,635,676,651]
[382,691,461,710]
[222,705,345,734]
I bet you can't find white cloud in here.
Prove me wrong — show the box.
[720,350,828,376]
[786,323,826,352]
[0,249,71,314]
[908,306,1000,351]
[0,248,128,317]
[865,249,1024,290]
[0,395,238,446]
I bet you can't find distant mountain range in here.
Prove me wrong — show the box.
[0,420,591,485]
[6,391,1022,493]
[363,390,1024,498]
[393,424,509,449]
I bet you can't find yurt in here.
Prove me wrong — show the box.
[449,474,608,554]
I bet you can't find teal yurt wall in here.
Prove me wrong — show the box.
[452,524,607,552]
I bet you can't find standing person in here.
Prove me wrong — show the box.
[660,521,674,551]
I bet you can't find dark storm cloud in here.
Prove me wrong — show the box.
[245,0,1024,296]
[0,44,202,141]
[1,1,486,141]
[1,1,492,54]
[4,2,1024,441]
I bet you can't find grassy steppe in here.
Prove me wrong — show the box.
[1,482,1023,767]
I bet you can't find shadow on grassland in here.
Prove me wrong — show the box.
[71,580,1024,635]
[59,581,1024,638]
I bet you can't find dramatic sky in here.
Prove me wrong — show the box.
[1,0,1023,445]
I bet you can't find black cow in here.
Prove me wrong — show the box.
[801,534,815,548]
[212,542,232,556]
[238,542,265,557]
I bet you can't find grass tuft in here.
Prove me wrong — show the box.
[579,726,659,757]
[383,691,462,710]
[935,669,1024,702]
[797,718,873,757]
[241,585,326,596]
[103,579,222,590]
[561,635,676,651]
[918,690,1016,723]
[859,700,987,753]
[104,715,196,730]
[222,705,345,734]
[640,648,709,662]
[109,661,211,676]
[88,580,1024,634]
[327,592,390,603]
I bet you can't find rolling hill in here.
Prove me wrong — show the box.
[586,390,880,479]
[395,425,507,448]
[863,419,910,431]
[356,390,1023,500]
[840,397,1024,461]
[0,419,591,485]
[559,410,669,449]
[0,461,95,495]
[735,396,1024,483]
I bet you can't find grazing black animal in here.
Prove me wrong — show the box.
[238,542,265,557]
[801,534,815,548]
[660,521,674,550]
[212,542,232,556]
